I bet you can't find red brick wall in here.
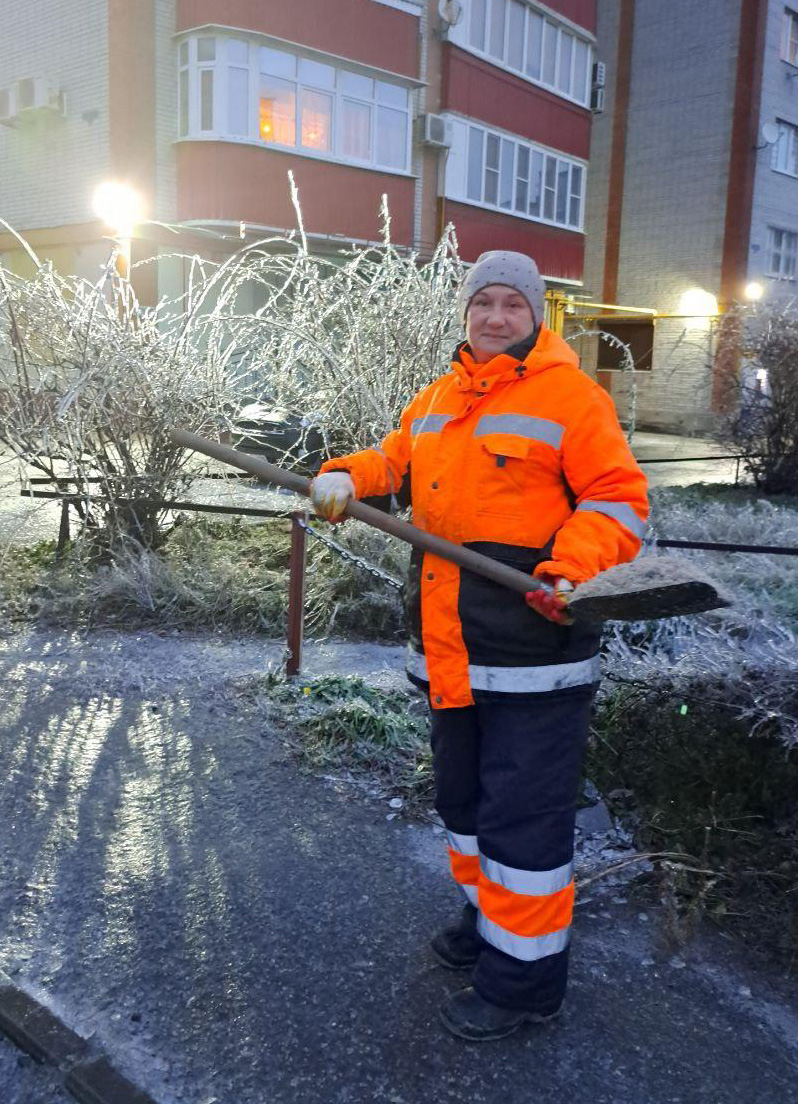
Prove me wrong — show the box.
[177,143,415,244]
[544,0,597,34]
[177,0,419,78]
[446,201,584,279]
[441,46,591,161]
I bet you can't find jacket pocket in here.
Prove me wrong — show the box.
[477,437,532,517]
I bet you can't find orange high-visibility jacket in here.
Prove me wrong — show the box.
[320,326,649,709]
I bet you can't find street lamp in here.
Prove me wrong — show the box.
[678,287,719,317]
[744,281,765,302]
[92,181,145,281]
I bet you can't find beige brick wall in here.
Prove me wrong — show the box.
[154,0,178,224]
[584,0,739,433]
[0,0,110,231]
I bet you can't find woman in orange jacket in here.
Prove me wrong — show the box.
[312,251,649,1041]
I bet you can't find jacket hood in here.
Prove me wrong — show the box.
[450,325,580,394]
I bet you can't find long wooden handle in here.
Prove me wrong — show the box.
[169,428,546,597]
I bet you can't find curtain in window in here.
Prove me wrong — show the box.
[300,88,332,150]
[376,106,407,169]
[260,75,296,145]
[341,99,371,160]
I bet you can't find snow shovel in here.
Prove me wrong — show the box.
[168,428,731,623]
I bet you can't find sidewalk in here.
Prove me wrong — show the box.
[0,628,795,1104]
[630,431,743,488]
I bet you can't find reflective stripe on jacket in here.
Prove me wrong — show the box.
[319,326,649,709]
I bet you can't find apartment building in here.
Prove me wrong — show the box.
[581,0,794,433]
[0,0,597,305]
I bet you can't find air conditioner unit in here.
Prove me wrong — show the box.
[14,78,65,117]
[592,61,606,89]
[591,86,605,114]
[416,113,452,149]
[0,86,15,126]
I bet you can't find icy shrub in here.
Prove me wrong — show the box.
[721,303,798,495]
[0,236,232,551]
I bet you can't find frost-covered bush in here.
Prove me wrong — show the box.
[602,487,798,750]
[191,188,464,456]
[0,233,231,550]
[0,185,464,551]
[721,303,798,495]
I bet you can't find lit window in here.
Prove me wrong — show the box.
[300,88,332,151]
[260,75,296,145]
[767,226,798,278]
[782,8,798,65]
[179,35,411,172]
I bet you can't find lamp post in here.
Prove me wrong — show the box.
[92,181,145,282]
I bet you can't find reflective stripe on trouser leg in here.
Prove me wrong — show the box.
[471,686,596,1012]
[477,854,574,960]
[448,831,479,907]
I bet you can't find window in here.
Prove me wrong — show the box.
[782,8,798,65]
[178,35,412,173]
[197,37,216,132]
[773,119,798,175]
[179,40,189,137]
[260,75,296,145]
[596,320,654,372]
[454,0,592,106]
[767,226,798,278]
[447,118,586,230]
[467,126,484,199]
[227,40,250,136]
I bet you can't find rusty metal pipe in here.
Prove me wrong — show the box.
[168,427,542,597]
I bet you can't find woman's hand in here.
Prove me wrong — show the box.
[525,576,574,626]
[310,472,355,522]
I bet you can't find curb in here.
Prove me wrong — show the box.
[0,969,158,1104]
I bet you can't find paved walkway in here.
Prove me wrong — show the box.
[0,628,795,1104]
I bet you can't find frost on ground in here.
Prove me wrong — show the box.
[601,488,798,750]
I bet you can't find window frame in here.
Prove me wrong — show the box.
[772,117,798,176]
[451,0,593,109]
[782,7,798,66]
[445,114,587,232]
[767,225,798,279]
[176,33,414,176]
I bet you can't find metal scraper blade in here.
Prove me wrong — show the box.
[567,558,734,623]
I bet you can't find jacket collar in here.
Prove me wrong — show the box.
[450,325,577,394]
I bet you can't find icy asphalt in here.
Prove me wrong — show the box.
[0,628,796,1104]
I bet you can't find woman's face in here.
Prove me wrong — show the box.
[466,284,536,364]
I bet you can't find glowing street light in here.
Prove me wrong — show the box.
[678,287,719,317]
[744,281,765,302]
[92,181,145,280]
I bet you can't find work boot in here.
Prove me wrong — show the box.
[430,903,482,970]
[439,986,562,1042]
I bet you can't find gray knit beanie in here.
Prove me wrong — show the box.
[457,251,546,326]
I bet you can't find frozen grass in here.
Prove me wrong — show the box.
[0,514,407,640]
[248,673,433,811]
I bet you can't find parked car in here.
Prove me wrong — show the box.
[231,403,326,475]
